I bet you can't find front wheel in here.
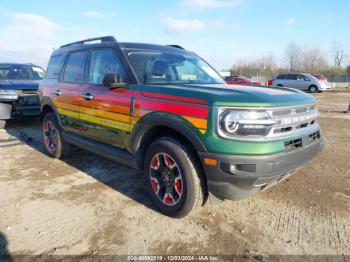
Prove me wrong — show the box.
[308,85,318,93]
[144,138,205,218]
[42,112,70,158]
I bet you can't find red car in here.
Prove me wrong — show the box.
[225,76,261,86]
[311,73,327,81]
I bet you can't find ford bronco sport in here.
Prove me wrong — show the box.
[0,63,44,128]
[39,36,324,217]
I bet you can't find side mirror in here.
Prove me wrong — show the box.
[102,74,118,87]
[102,74,128,89]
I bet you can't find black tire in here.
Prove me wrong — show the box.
[41,112,70,158]
[144,137,205,218]
[308,85,318,93]
[277,84,283,87]
[0,120,6,129]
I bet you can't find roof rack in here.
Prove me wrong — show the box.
[167,45,185,49]
[60,36,117,48]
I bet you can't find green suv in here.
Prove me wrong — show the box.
[39,36,324,217]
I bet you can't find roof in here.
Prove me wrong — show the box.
[119,42,186,52]
[51,36,187,56]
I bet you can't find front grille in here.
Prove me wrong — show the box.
[18,96,25,104]
[284,131,320,152]
[266,104,318,138]
[19,89,38,95]
[308,131,320,142]
[15,94,40,106]
[284,138,302,152]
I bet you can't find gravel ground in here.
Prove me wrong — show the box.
[0,90,349,257]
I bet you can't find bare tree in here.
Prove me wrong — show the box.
[285,42,301,72]
[331,41,345,68]
[301,47,328,72]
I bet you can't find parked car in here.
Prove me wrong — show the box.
[311,73,332,87]
[225,75,261,86]
[311,73,327,81]
[0,63,45,128]
[271,73,331,92]
[39,36,324,217]
[266,78,274,86]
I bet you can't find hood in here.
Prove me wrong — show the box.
[141,84,315,107]
[0,80,40,90]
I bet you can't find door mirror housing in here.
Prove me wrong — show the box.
[102,74,128,88]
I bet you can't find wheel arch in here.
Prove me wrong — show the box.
[40,98,62,127]
[308,84,318,89]
[130,113,207,168]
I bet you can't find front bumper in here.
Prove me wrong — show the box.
[199,138,324,201]
[0,94,40,120]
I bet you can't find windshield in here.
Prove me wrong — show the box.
[127,50,225,85]
[0,65,45,80]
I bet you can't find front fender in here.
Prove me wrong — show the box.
[130,112,207,153]
[40,96,62,126]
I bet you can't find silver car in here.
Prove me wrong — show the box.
[272,73,331,93]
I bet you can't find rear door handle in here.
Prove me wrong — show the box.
[81,93,94,100]
[53,90,62,96]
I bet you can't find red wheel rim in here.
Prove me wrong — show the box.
[149,153,183,206]
[43,120,58,154]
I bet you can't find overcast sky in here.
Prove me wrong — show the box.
[0,0,349,70]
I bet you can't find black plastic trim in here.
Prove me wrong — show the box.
[130,115,207,154]
[199,138,324,201]
[62,131,140,170]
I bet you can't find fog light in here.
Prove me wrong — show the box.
[230,164,237,173]
[220,162,257,175]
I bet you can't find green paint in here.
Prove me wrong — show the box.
[59,83,319,157]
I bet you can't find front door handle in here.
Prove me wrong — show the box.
[53,90,62,96]
[81,93,94,100]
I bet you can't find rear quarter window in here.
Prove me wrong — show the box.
[46,55,66,79]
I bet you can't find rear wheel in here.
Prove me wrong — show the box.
[42,112,70,158]
[0,120,6,129]
[144,138,205,218]
[308,85,318,93]
[277,84,283,87]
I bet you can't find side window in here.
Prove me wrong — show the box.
[297,74,309,81]
[62,51,88,83]
[46,55,66,79]
[88,49,126,85]
[286,74,297,80]
[276,74,285,80]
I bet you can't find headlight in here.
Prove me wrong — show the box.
[219,109,276,138]
[0,89,18,100]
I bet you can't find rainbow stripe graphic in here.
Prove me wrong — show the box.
[53,89,208,134]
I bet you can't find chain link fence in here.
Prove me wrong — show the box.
[322,74,350,83]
